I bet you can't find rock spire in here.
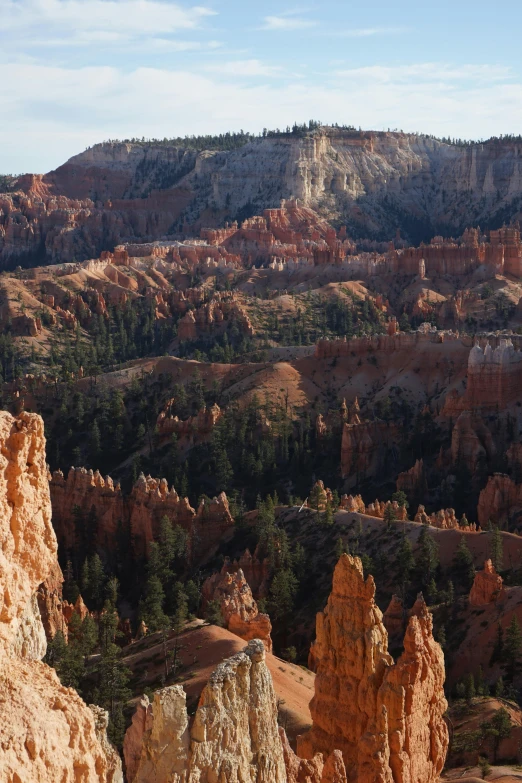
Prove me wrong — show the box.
[297,554,448,783]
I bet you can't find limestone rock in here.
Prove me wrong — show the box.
[469,559,505,606]
[383,594,405,648]
[11,593,47,660]
[298,555,449,783]
[202,566,273,652]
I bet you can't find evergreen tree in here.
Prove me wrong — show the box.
[268,569,298,626]
[205,599,224,626]
[453,536,475,590]
[85,554,106,611]
[384,504,397,531]
[417,526,439,586]
[490,526,504,572]
[481,708,513,762]
[140,574,169,632]
[396,536,415,590]
[391,490,409,510]
[63,559,80,604]
[504,616,522,681]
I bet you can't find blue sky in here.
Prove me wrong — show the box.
[1,0,522,173]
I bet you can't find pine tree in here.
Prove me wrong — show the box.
[490,526,504,572]
[504,616,522,680]
[453,536,475,589]
[205,599,224,626]
[384,504,397,531]
[396,536,415,589]
[140,575,169,633]
[417,526,439,586]
[63,559,80,604]
[86,554,105,611]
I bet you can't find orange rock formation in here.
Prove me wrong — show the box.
[201,566,273,652]
[477,473,522,529]
[0,410,122,782]
[297,554,448,783]
[469,559,505,605]
[49,467,234,560]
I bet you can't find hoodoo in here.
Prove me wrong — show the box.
[0,411,122,783]
[297,554,449,783]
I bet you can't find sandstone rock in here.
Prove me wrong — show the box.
[37,560,69,641]
[124,639,286,783]
[396,458,427,504]
[0,411,123,783]
[297,554,448,783]
[11,593,47,660]
[202,566,273,652]
[383,594,405,648]
[50,466,234,562]
[469,560,505,606]
[451,411,495,473]
[477,473,522,529]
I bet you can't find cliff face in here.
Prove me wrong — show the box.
[49,466,234,561]
[201,566,273,652]
[297,554,448,783]
[3,130,522,266]
[124,639,287,783]
[0,410,122,783]
[477,473,522,529]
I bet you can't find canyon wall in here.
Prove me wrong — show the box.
[3,130,522,266]
[297,554,448,783]
[477,473,522,529]
[49,466,234,560]
[0,410,122,783]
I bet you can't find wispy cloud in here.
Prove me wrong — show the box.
[203,59,284,77]
[334,27,408,38]
[261,14,316,30]
[334,63,514,84]
[1,0,216,35]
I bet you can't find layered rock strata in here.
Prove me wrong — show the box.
[201,566,273,651]
[0,410,122,782]
[297,554,448,783]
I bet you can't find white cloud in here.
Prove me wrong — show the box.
[1,61,522,173]
[334,63,513,84]
[203,59,283,77]
[0,0,216,35]
[334,27,408,37]
[261,15,316,30]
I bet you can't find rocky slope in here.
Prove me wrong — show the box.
[3,129,522,265]
[0,410,122,783]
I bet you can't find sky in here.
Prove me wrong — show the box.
[1,0,522,173]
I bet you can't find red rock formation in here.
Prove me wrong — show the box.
[469,559,505,605]
[396,458,427,503]
[49,467,234,561]
[36,561,69,642]
[341,418,396,482]
[0,410,122,782]
[477,473,522,529]
[156,401,222,442]
[467,339,522,410]
[201,566,273,652]
[279,726,347,783]
[451,411,496,472]
[383,594,405,647]
[297,554,448,783]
